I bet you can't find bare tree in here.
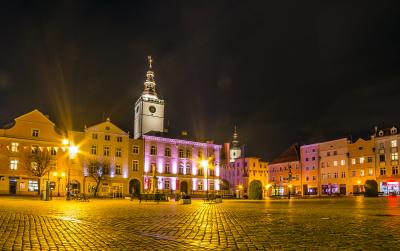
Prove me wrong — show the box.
[87,158,108,197]
[22,146,53,196]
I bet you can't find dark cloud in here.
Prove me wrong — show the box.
[1,1,400,160]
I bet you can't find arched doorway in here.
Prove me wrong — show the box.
[248,180,263,200]
[220,179,230,191]
[69,180,80,194]
[180,181,188,194]
[129,179,141,196]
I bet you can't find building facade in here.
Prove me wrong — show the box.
[374,127,400,195]
[300,143,319,195]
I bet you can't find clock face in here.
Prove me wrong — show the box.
[149,106,156,113]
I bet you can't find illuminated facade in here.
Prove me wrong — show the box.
[247,158,268,197]
[319,138,349,195]
[268,144,302,196]
[0,110,70,196]
[374,127,400,195]
[348,137,376,194]
[300,143,319,195]
[142,133,221,196]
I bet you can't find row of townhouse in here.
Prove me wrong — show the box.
[268,126,400,196]
[0,109,221,197]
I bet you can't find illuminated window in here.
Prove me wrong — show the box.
[91,145,97,155]
[341,172,346,178]
[186,149,192,158]
[50,148,56,156]
[115,164,121,175]
[28,180,39,192]
[165,164,170,174]
[178,149,184,158]
[198,181,203,190]
[322,173,326,180]
[10,159,18,170]
[132,160,139,171]
[133,146,139,154]
[116,148,122,157]
[198,150,203,159]
[360,169,365,177]
[117,136,122,142]
[92,133,98,140]
[103,146,110,156]
[105,135,110,141]
[391,152,398,161]
[359,157,365,164]
[11,142,18,152]
[164,179,170,190]
[368,168,373,176]
[391,140,397,148]
[179,163,184,174]
[31,129,39,137]
[393,166,399,175]
[341,160,345,166]
[150,146,157,155]
[333,161,338,167]
[351,158,356,165]
[165,147,171,157]
[380,167,386,175]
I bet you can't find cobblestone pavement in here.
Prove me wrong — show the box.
[0,196,400,250]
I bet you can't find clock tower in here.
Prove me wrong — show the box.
[229,126,242,162]
[134,56,165,139]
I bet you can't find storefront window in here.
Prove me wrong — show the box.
[28,180,39,192]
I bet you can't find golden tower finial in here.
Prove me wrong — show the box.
[148,55,153,69]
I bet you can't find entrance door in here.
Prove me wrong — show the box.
[129,179,141,196]
[9,179,17,195]
[180,181,188,194]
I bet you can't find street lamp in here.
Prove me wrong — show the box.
[265,184,271,198]
[288,184,293,199]
[238,184,243,199]
[53,171,66,197]
[201,160,208,199]
[63,138,78,201]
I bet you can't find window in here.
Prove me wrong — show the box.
[367,157,373,163]
[165,164,170,174]
[186,149,192,158]
[133,146,139,154]
[186,165,191,175]
[164,179,170,190]
[321,162,325,168]
[368,168,373,176]
[306,166,309,171]
[10,159,18,170]
[179,149,184,158]
[391,140,397,148]
[306,176,310,181]
[32,129,39,137]
[198,168,203,176]
[351,158,356,165]
[393,166,399,175]
[360,169,365,177]
[28,180,39,192]
[341,171,346,178]
[117,136,122,142]
[115,164,121,175]
[305,158,309,162]
[379,143,384,149]
[327,173,331,179]
[341,160,345,166]
[333,151,337,155]
[351,171,356,177]
[327,162,331,167]
[31,145,39,154]
[312,165,315,170]
[312,175,316,181]
[327,152,331,156]
[150,163,156,173]
[359,157,365,164]
[91,145,97,155]
[333,161,338,167]
[198,181,203,190]
[103,146,110,156]
[334,172,338,178]
[116,148,122,157]
[380,155,385,162]
[391,152,398,161]
[179,163,184,174]
[105,135,111,141]
[322,173,326,180]
[132,160,139,171]
[380,167,386,175]
[165,147,171,157]
[11,142,18,152]
[50,148,56,156]
[198,150,203,159]
[92,133,98,140]
[103,164,110,175]
[150,146,157,155]
[312,157,316,161]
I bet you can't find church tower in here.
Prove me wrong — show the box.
[229,126,242,162]
[134,56,165,139]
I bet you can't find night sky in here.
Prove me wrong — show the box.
[1,1,400,160]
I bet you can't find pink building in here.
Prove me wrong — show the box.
[300,143,319,195]
[142,132,221,196]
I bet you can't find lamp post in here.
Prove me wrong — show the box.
[53,171,66,197]
[288,184,292,199]
[63,138,78,201]
[265,184,271,198]
[238,184,243,199]
[201,160,208,199]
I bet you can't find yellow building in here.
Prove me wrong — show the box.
[348,137,376,194]
[0,110,70,196]
[247,157,268,198]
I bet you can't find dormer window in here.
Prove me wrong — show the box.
[378,130,384,137]
[391,127,397,135]
[32,129,39,137]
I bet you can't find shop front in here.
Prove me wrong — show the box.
[380,181,399,195]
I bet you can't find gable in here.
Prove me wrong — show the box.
[15,109,55,126]
[85,120,128,135]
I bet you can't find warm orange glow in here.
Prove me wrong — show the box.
[200,159,208,168]
[238,185,243,189]
[62,139,69,146]
[69,145,78,159]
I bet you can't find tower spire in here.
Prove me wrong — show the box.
[142,55,158,99]
[232,125,239,147]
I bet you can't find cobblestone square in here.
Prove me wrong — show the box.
[0,197,399,250]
